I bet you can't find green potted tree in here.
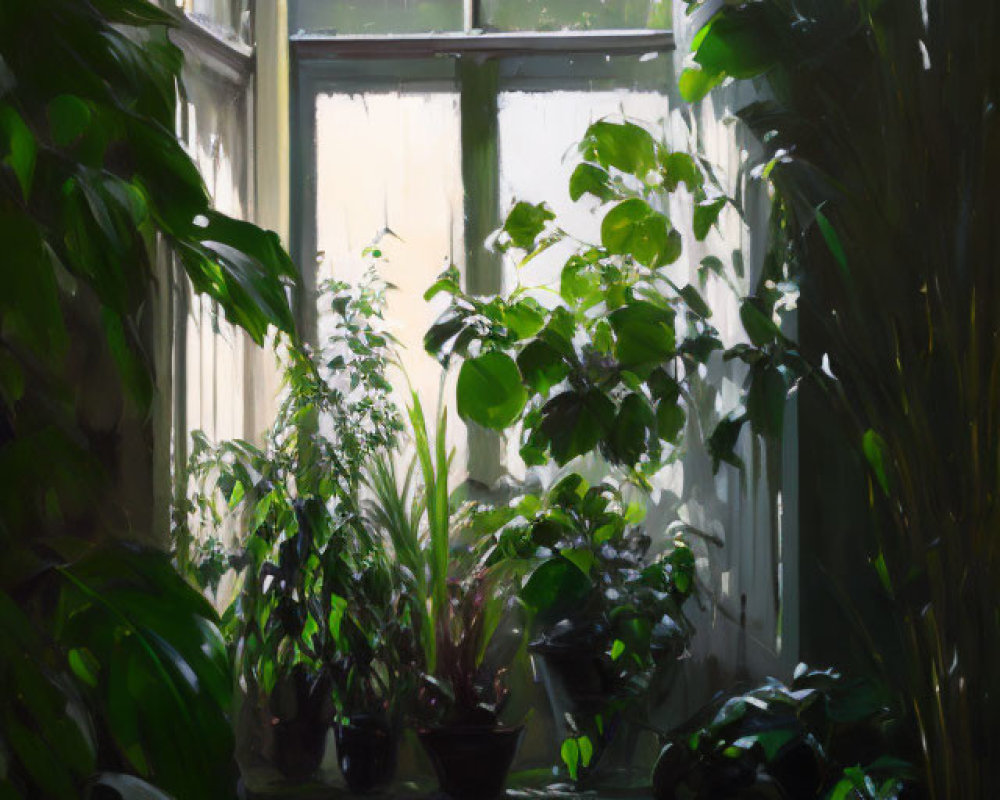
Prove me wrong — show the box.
[183,274,410,787]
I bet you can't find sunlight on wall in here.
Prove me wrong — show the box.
[314,91,468,464]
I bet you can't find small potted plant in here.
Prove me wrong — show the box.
[477,473,700,785]
[180,273,406,786]
[365,399,527,800]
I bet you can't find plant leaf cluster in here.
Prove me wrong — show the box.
[652,665,911,800]
[425,119,741,479]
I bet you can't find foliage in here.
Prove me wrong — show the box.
[479,473,697,667]
[652,665,912,800]
[0,0,297,797]
[183,274,410,721]
[679,0,1000,795]
[365,398,524,727]
[424,118,787,482]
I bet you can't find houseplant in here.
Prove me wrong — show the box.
[364,398,527,800]
[651,665,912,799]
[0,0,297,796]
[476,472,701,784]
[182,274,409,787]
[676,0,1000,794]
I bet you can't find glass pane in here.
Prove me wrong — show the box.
[290,0,463,35]
[179,0,250,42]
[314,90,468,465]
[483,0,671,31]
[179,66,250,444]
[498,88,668,291]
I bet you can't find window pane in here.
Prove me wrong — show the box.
[179,0,249,42]
[314,90,468,464]
[482,0,671,31]
[498,88,668,290]
[290,0,463,35]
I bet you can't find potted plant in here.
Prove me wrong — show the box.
[182,273,410,787]
[364,399,527,800]
[476,472,701,785]
[651,665,913,799]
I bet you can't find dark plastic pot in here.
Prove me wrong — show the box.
[418,724,524,800]
[334,715,399,795]
[273,717,328,781]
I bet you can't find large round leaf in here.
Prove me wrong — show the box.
[601,198,680,267]
[457,351,527,430]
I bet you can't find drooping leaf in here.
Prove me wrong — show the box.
[569,162,616,203]
[501,201,554,252]
[580,120,658,178]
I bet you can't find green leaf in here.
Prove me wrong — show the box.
[569,162,616,202]
[457,351,527,430]
[580,120,658,178]
[660,152,703,192]
[521,557,592,622]
[517,340,570,396]
[504,299,546,340]
[693,198,726,240]
[538,388,616,465]
[679,67,724,104]
[815,206,850,282]
[693,7,778,80]
[579,735,594,768]
[609,301,676,370]
[698,255,725,287]
[601,198,680,267]
[560,547,596,576]
[610,639,626,661]
[560,257,602,307]
[561,737,581,781]
[678,284,712,318]
[657,402,686,445]
[746,363,787,439]
[0,105,36,199]
[610,392,656,466]
[740,299,779,346]
[502,201,554,251]
[862,429,891,495]
[47,95,92,148]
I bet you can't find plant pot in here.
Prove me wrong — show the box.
[272,717,329,781]
[334,714,399,795]
[418,724,524,800]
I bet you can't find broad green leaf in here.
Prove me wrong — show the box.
[580,120,658,178]
[517,340,569,396]
[660,152,703,192]
[561,737,581,780]
[504,299,546,340]
[569,162,616,203]
[47,95,92,148]
[579,735,594,768]
[502,201,554,251]
[521,557,592,621]
[457,351,526,430]
[609,301,676,370]
[679,67,724,103]
[746,363,787,439]
[601,198,680,267]
[693,6,778,80]
[538,389,615,465]
[610,392,656,466]
[610,639,626,661]
[740,299,779,346]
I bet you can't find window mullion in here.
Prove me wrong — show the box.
[459,56,505,486]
